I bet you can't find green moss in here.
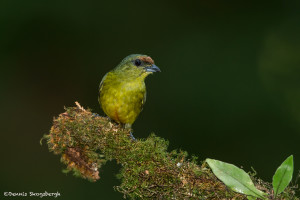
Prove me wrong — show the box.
[42,102,299,199]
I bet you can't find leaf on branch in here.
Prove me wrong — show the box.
[272,155,294,197]
[206,158,267,199]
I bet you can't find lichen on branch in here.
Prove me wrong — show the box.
[41,102,297,199]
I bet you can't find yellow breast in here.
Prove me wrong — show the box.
[99,72,146,126]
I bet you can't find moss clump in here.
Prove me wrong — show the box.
[41,102,299,199]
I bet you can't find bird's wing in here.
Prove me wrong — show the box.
[141,90,146,111]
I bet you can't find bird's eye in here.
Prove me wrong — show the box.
[134,59,142,66]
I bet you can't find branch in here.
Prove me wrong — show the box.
[41,102,298,199]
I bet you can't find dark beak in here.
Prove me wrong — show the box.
[145,64,161,73]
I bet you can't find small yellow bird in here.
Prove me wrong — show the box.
[98,54,160,131]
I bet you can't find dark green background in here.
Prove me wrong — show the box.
[1,0,300,199]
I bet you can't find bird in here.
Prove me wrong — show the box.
[98,54,161,134]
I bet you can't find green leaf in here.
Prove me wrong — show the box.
[247,195,257,200]
[206,158,267,199]
[272,155,294,197]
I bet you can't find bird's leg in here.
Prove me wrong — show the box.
[129,132,136,141]
[125,123,136,141]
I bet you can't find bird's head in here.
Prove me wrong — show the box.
[114,54,161,78]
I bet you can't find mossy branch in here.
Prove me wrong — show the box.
[41,102,298,199]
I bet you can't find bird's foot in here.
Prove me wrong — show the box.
[129,131,136,141]
[92,113,100,117]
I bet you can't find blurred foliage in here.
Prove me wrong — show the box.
[259,17,300,129]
